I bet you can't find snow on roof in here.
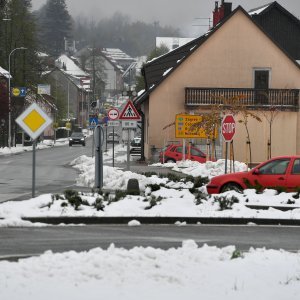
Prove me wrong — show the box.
[0,66,10,79]
[163,67,173,76]
[55,54,89,77]
[248,3,272,15]
[37,52,49,58]
[101,48,134,62]
[156,37,195,50]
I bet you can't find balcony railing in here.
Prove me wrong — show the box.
[185,87,299,110]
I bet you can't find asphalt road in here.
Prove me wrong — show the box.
[1,224,300,260]
[0,137,170,202]
[0,139,93,202]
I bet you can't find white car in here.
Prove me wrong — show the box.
[130,137,141,155]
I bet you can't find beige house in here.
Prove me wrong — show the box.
[135,2,300,164]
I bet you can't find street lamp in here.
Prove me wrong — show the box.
[8,47,27,148]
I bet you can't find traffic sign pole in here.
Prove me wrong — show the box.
[225,142,228,174]
[112,127,115,168]
[32,140,36,198]
[15,103,53,198]
[221,114,236,174]
[95,125,104,189]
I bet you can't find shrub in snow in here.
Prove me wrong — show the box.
[161,172,182,182]
[243,178,263,193]
[52,194,64,200]
[145,195,163,210]
[287,199,296,205]
[64,189,84,210]
[142,171,158,177]
[193,176,209,188]
[93,197,105,211]
[145,183,161,192]
[272,186,287,194]
[231,249,244,259]
[292,188,300,199]
[109,190,128,203]
[193,190,209,205]
[214,195,239,211]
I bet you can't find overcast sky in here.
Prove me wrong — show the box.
[31,0,300,36]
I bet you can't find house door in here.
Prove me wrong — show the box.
[254,70,269,104]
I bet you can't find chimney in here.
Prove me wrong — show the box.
[212,1,232,27]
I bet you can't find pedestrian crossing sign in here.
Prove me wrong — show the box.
[89,117,99,128]
[119,100,141,120]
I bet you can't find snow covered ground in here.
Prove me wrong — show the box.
[0,138,69,156]
[0,240,300,300]
[1,155,300,226]
[1,149,300,299]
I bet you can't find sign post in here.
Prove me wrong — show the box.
[107,108,120,167]
[119,100,141,170]
[221,114,236,174]
[94,125,104,189]
[15,103,53,197]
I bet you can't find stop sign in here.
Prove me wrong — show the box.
[221,114,236,142]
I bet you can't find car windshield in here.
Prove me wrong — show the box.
[131,138,141,146]
[71,132,84,138]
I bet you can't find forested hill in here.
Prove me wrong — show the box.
[73,13,181,57]
[34,3,181,58]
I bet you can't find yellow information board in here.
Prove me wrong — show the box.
[175,114,218,139]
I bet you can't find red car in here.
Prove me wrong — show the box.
[159,144,206,163]
[207,156,300,194]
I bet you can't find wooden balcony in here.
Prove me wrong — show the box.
[185,87,299,110]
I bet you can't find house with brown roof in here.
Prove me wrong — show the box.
[135,1,300,164]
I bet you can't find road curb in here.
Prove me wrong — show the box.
[22,216,300,226]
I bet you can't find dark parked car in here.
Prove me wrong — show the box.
[69,132,86,146]
[159,144,206,163]
[206,156,300,194]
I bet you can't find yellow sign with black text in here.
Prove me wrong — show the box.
[175,114,218,139]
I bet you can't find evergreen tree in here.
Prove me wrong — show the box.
[0,0,40,147]
[40,0,72,57]
[135,44,170,92]
[146,44,170,61]
[0,0,39,86]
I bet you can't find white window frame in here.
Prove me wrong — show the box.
[252,67,272,89]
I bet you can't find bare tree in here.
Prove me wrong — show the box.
[223,95,262,167]
[260,106,280,159]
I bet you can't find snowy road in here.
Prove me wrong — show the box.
[1,224,300,259]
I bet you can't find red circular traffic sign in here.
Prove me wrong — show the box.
[108,108,119,120]
[221,114,236,142]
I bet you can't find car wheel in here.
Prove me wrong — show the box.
[69,143,72,147]
[82,143,86,146]
[221,183,243,193]
[165,158,176,163]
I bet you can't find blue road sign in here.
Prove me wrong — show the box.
[89,117,99,128]
[19,87,27,97]
[11,87,27,97]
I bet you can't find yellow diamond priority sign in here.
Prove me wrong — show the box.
[16,103,53,140]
